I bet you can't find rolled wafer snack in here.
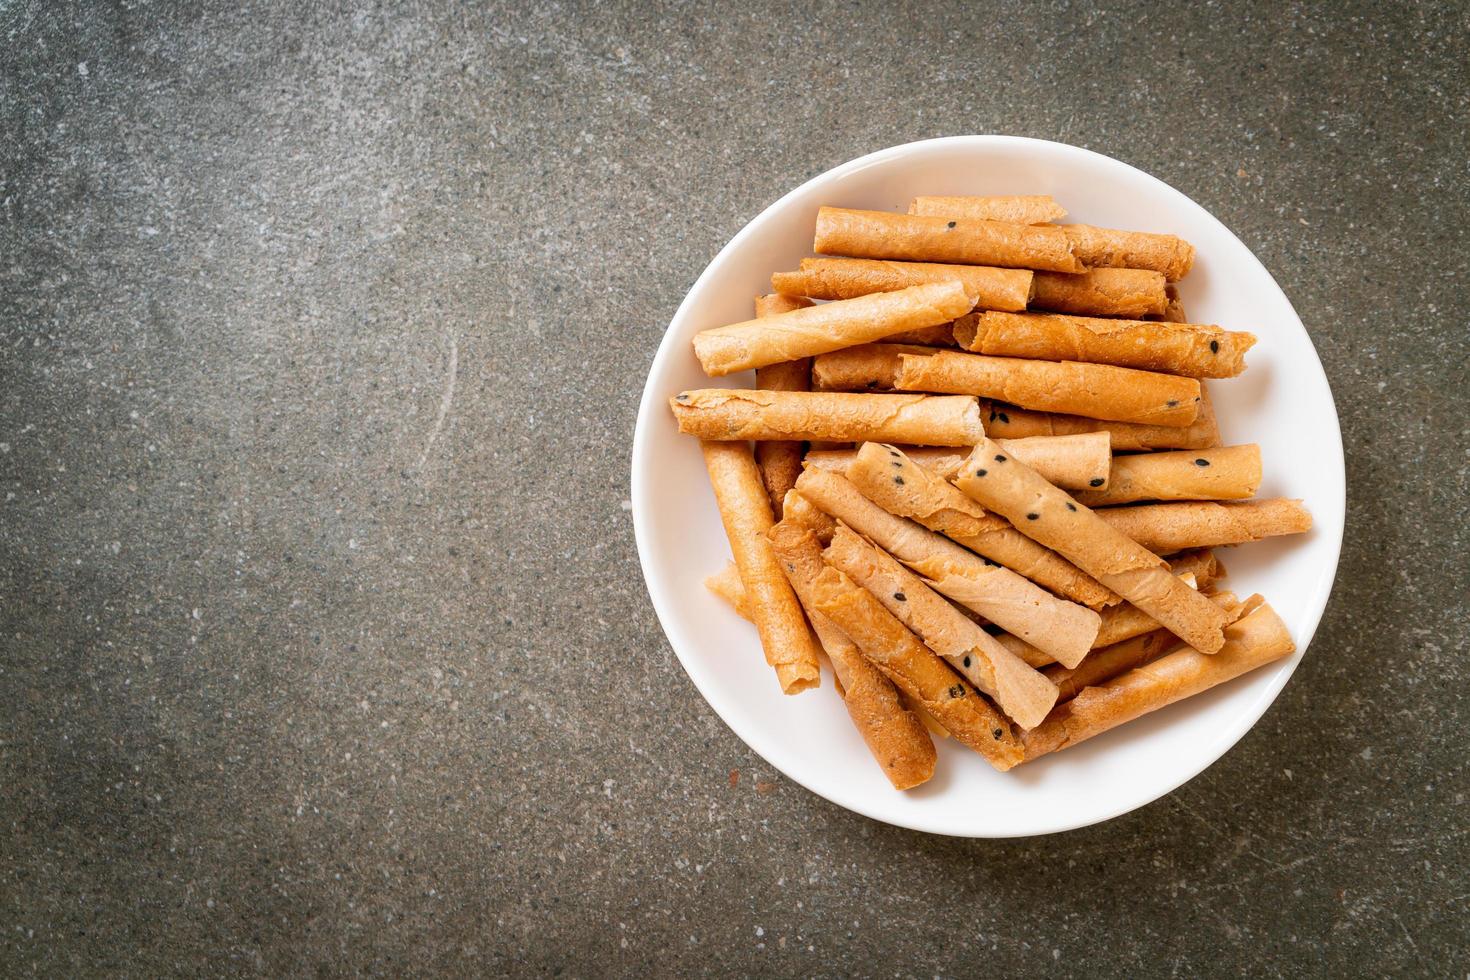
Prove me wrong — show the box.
[1021,600,1295,761]
[701,441,822,693]
[693,280,976,377]
[955,311,1256,379]
[997,553,1222,667]
[980,391,1221,451]
[1029,268,1168,318]
[767,523,937,789]
[812,343,938,392]
[1094,499,1313,555]
[794,467,1099,666]
[670,389,985,445]
[843,442,1116,610]
[708,551,950,758]
[814,206,1085,274]
[1074,445,1262,507]
[781,489,837,543]
[994,570,1199,670]
[824,524,1058,728]
[954,437,1228,653]
[752,294,814,511]
[896,350,1202,427]
[994,550,1225,667]
[771,257,1033,311]
[804,432,1111,493]
[1045,591,1243,702]
[785,536,1023,771]
[1073,551,1225,654]
[882,323,960,347]
[1058,224,1196,281]
[908,194,1068,225]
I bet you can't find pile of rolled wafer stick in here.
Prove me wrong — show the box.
[669,194,1313,790]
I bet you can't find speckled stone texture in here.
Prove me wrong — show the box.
[2,0,1466,975]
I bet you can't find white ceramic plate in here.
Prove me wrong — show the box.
[631,136,1344,837]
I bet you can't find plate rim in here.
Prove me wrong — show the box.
[630,134,1345,837]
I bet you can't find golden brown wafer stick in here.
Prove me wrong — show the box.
[1021,600,1295,761]
[954,437,1228,653]
[806,445,967,477]
[752,294,814,511]
[1078,552,1226,653]
[1094,499,1314,554]
[882,323,960,347]
[979,390,1221,450]
[803,432,1110,492]
[997,552,1223,667]
[1058,224,1196,281]
[1075,445,1262,507]
[787,532,1023,770]
[995,432,1112,491]
[994,570,1198,669]
[693,280,976,377]
[1030,268,1168,318]
[701,441,821,693]
[956,311,1256,379]
[771,257,1033,311]
[696,281,975,377]
[670,389,985,445]
[843,442,1116,610]
[814,206,1084,274]
[781,490,837,543]
[908,194,1068,225]
[766,523,937,788]
[1047,629,1173,703]
[824,525,1058,728]
[811,343,937,392]
[896,350,1202,427]
[1046,591,1242,701]
[795,467,1099,666]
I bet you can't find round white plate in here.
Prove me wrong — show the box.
[631,136,1345,837]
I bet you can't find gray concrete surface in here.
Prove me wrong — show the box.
[3,1,1467,975]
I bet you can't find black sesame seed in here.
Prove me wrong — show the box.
[1066,502,1077,511]
[1089,478,1104,487]
[893,592,907,602]
[1210,340,1220,354]
[948,684,965,699]
[992,728,1004,740]
[975,468,988,477]
[994,454,1006,462]
[1167,399,1178,407]
[946,221,956,229]
[1026,512,1039,520]
[676,392,690,401]
[889,449,900,458]
[997,411,1010,424]
[1195,458,1210,467]
[891,460,902,468]
[963,656,972,668]
[893,476,905,485]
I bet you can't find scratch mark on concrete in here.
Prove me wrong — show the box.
[416,332,458,475]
